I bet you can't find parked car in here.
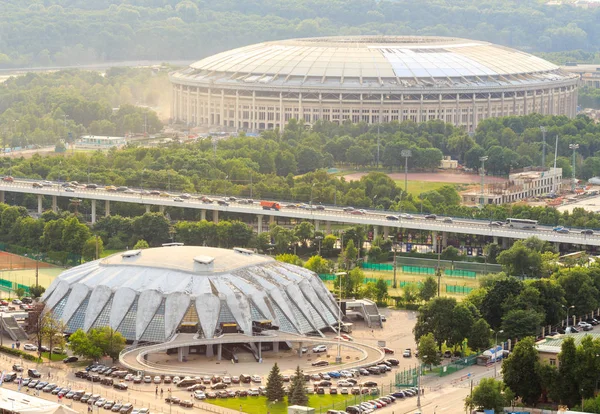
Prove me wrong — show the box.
[23,343,37,351]
[28,369,42,378]
[63,356,79,363]
[578,321,593,331]
[312,345,327,353]
[312,360,329,367]
[381,347,394,354]
[12,364,23,372]
[403,348,412,357]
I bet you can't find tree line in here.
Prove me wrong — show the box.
[1,0,599,69]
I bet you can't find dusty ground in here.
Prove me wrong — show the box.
[343,171,508,184]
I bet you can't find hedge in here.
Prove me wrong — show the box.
[0,345,42,362]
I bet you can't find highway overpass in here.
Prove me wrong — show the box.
[1,179,599,248]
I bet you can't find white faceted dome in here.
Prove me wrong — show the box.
[42,246,339,342]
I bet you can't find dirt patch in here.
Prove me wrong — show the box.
[0,251,57,270]
[343,171,508,184]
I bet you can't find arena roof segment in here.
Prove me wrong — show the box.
[42,246,340,343]
[170,36,579,131]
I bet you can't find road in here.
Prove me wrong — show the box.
[1,177,600,247]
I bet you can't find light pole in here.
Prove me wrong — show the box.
[315,236,323,256]
[436,234,442,296]
[479,156,488,208]
[563,304,575,331]
[334,271,346,364]
[569,143,579,192]
[392,242,399,288]
[494,329,504,378]
[401,149,412,193]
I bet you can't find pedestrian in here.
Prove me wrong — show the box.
[160,388,163,397]
[155,386,158,396]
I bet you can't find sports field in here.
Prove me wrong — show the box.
[0,251,64,294]
[0,251,57,270]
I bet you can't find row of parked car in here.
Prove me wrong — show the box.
[326,387,422,414]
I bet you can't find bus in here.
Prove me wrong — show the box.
[506,218,538,229]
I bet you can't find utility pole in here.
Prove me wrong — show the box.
[401,150,412,193]
[540,126,546,168]
[392,244,398,289]
[479,156,489,207]
[569,143,579,192]
[437,234,442,296]
[376,123,380,168]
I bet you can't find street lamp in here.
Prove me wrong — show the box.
[315,236,323,256]
[563,304,575,331]
[479,156,489,208]
[569,143,579,192]
[494,329,504,378]
[401,150,412,193]
[391,241,400,288]
[334,271,346,364]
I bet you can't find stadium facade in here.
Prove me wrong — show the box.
[42,246,339,343]
[170,36,579,132]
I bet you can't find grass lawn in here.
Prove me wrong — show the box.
[208,394,374,414]
[41,352,66,362]
[394,180,456,197]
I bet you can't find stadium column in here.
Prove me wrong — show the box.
[298,342,303,358]
[52,196,57,213]
[257,215,263,234]
[523,91,528,116]
[105,200,110,217]
[279,92,284,132]
[257,342,262,360]
[207,88,212,126]
[235,90,239,130]
[471,93,477,131]
[217,344,222,361]
[251,91,256,131]
[501,92,505,117]
[220,90,225,127]
[196,87,201,126]
[91,199,96,224]
[487,93,492,118]
[213,210,219,224]
[273,341,279,353]
[206,344,214,358]
[37,194,43,214]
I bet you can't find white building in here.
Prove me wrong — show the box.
[78,135,126,148]
[462,167,562,205]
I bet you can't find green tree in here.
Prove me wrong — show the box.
[88,326,126,361]
[132,213,170,246]
[465,377,513,414]
[288,366,308,406]
[502,337,542,406]
[266,362,285,402]
[374,278,388,305]
[557,336,580,407]
[468,319,491,352]
[414,296,457,348]
[29,285,46,299]
[61,217,92,255]
[82,236,103,261]
[133,239,149,249]
[68,329,102,360]
[341,239,358,269]
[501,309,544,339]
[293,221,314,247]
[275,253,303,266]
[449,303,475,349]
[419,276,438,302]
[418,333,440,369]
[403,283,419,306]
[441,246,460,262]
[304,255,331,274]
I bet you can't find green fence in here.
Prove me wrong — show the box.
[361,262,394,271]
[445,284,473,295]
[0,278,30,294]
[402,266,435,275]
[444,269,476,278]
[318,274,337,281]
[438,354,478,377]
[395,366,419,387]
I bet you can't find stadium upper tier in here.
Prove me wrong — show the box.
[170,36,579,132]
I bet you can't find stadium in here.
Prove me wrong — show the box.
[170,36,579,132]
[41,246,341,343]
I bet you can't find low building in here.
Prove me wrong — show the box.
[440,156,458,170]
[536,332,600,367]
[462,167,562,205]
[78,135,126,148]
[0,387,77,414]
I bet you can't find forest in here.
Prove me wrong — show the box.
[0,0,599,69]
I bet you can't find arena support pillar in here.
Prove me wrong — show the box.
[213,210,219,224]
[145,205,150,213]
[200,210,206,221]
[52,196,58,213]
[217,344,222,361]
[257,215,263,234]
[298,342,303,358]
[206,344,214,358]
[257,343,262,361]
[91,199,96,224]
[37,194,43,215]
[273,342,279,353]
[105,200,110,217]
[0,191,4,203]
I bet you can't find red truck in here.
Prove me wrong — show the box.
[260,201,280,211]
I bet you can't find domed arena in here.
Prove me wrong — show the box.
[41,246,340,343]
[170,36,579,132]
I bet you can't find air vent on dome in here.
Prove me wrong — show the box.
[162,242,184,247]
[193,255,215,272]
[233,247,254,256]
[121,250,141,258]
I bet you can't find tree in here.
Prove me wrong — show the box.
[502,337,542,406]
[88,326,127,361]
[304,255,331,274]
[68,329,103,360]
[29,284,46,299]
[266,363,285,402]
[418,333,440,369]
[441,246,460,263]
[288,366,308,406]
[403,283,419,306]
[465,378,513,414]
[501,309,544,340]
[449,303,475,349]
[480,277,523,329]
[468,319,491,352]
[293,222,314,247]
[414,297,457,348]
[341,239,358,269]
[275,254,303,266]
[374,278,388,305]
[82,236,103,261]
[133,239,149,249]
[61,216,92,255]
[556,336,580,407]
[419,276,438,302]
[40,312,66,361]
[132,213,170,246]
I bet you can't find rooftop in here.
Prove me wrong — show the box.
[536,332,600,354]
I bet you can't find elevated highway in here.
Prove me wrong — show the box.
[1,178,599,247]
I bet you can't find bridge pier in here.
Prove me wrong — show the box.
[105,200,110,217]
[502,237,509,249]
[217,344,222,361]
[493,236,498,245]
[159,205,165,214]
[52,196,58,213]
[373,226,379,240]
[432,231,438,253]
[269,215,275,226]
[441,231,448,248]
[383,226,389,239]
[206,344,214,358]
[325,221,331,234]
[145,205,151,213]
[0,191,4,203]
[257,215,263,233]
[200,210,206,221]
[273,341,279,353]
[213,210,219,224]
[37,194,43,214]
[315,220,320,232]
[91,199,96,224]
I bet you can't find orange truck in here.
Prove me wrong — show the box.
[260,200,280,211]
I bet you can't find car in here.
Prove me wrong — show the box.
[119,404,133,414]
[386,358,400,366]
[231,376,240,384]
[116,186,129,192]
[381,347,394,354]
[36,381,49,390]
[112,404,123,412]
[587,318,600,326]
[578,321,593,331]
[95,398,107,407]
[85,184,98,189]
[2,176,14,182]
[28,380,39,388]
[12,364,23,372]
[342,207,355,212]
[312,345,327,353]
[180,400,194,408]
[79,393,92,403]
[385,215,399,221]
[32,182,43,188]
[216,199,229,206]
[424,214,437,220]
[251,375,262,383]
[194,391,206,400]
[187,384,205,392]
[318,380,332,387]
[315,205,325,210]
[327,371,341,378]
[490,220,504,227]
[21,378,31,386]
[247,389,260,396]
[64,187,75,192]
[403,348,412,358]
[28,369,41,378]
[114,382,128,390]
[329,387,338,395]
[163,375,172,384]
[153,376,161,384]
[179,193,192,199]
[143,375,152,383]
[43,383,57,392]
[173,197,184,202]
[351,209,366,215]
[442,217,453,223]
[582,229,594,235]
[132,376,142,384]
[211,383,228,390]
[312,360,329,367]
[62,355,79,363]
[399,213,414,220]
[553,226,570,233]
[222,376,231,384]
[104,401,115,410]
[338,380,354,387]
